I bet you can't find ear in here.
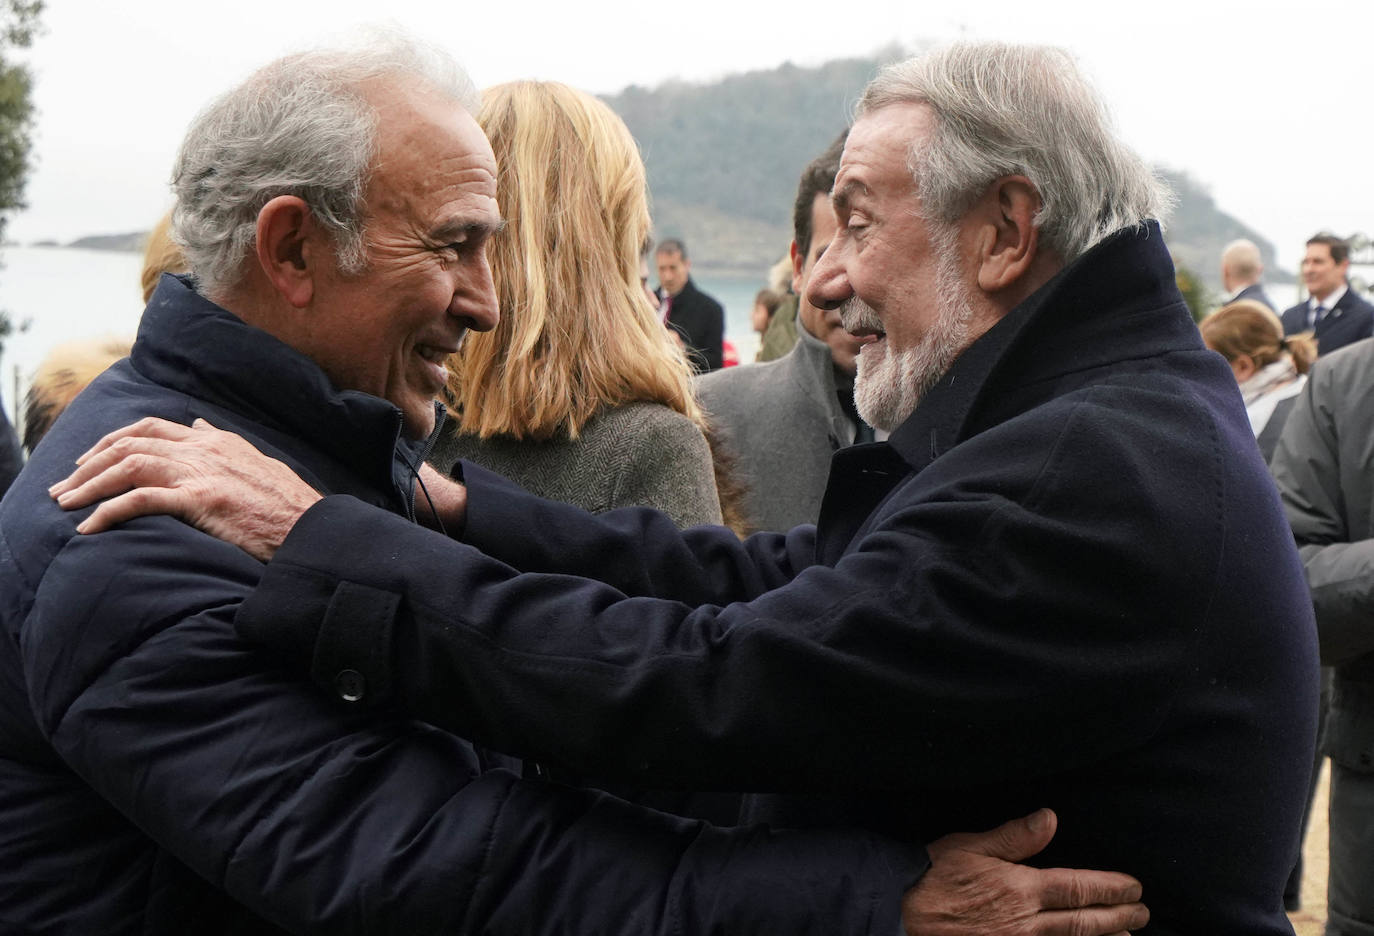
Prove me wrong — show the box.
[790,240,804,294]
[254,195,319,309]
[969,176,1041,294]
[1233,354,1258,382]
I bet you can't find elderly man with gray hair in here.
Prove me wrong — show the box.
[49,41,1315,934]
[0,34,1156,936]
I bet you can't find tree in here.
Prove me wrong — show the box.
[0,0,41,356]
[1174,261,1214,324]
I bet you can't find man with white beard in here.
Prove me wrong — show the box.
[57,41,1316,934]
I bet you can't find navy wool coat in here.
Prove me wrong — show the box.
[237,224,1320,934]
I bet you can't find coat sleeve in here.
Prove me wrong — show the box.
[1271,360,1374,665]
[237,398,1203,795]
[17,516,925,935]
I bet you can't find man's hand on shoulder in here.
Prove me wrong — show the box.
[49,416,320,562]
[903,809,1147,936]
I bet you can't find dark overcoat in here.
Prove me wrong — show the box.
[238,224,1321,933]
[660,277,725,372]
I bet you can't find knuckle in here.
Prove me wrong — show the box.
[125,452,158,476]
[1064,875,1089,907]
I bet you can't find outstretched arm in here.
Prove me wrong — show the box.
[53,414,1187,796]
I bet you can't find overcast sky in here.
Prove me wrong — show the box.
[10,0,1372,276]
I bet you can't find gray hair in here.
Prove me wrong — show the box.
[857,42,1171,262]
[171,30,479,299]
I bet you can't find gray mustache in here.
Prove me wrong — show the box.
[839,297,883,333]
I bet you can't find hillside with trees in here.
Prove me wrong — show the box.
[604,51,1291,289]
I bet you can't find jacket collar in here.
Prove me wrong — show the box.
[131,274,439,497]
[883,221,1196,474]
[782,319,848,429]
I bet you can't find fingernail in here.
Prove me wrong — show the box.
[55,490,74,507]
[1027,808,1050,834]
[75,519,90,534]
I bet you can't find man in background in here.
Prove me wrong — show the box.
[1221,238,1276,310]
[1281,233,1374,355]
[655,237,724,371]
[697,131,873,532]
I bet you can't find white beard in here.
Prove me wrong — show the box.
[843,235,975,432]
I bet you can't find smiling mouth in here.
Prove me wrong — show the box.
[416,344,456,364]
[847,327,885,345]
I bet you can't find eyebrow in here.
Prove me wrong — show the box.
[831,179,867,216]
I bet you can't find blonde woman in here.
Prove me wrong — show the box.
[429,81,721,530]
[1200,299,1317,463]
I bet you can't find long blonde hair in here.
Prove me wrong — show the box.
[447,81,702,439]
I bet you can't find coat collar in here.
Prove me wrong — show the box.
[815,221,1193,562]
[883,221,1196,474]
[131,274,439,498]
[781,319,848,433]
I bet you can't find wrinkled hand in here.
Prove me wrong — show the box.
[49,416,321,562]
[903,809,1148,936]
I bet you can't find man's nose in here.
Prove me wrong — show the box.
[806,246,852,312]
[456,255,500,333]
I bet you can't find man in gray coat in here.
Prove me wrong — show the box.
[696,133,870,532]
[1271,338,1374,934]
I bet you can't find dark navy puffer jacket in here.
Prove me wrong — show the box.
[0,275,923,934]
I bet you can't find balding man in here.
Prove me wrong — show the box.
[1221,238,1276,310]
[4,35,1150,936]
[53,42,1316,934]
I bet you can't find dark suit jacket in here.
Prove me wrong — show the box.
[1232,282,1276,311]
[1281,286,1374,356]
[659,278,724,372]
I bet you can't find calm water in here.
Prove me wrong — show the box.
[0,246,1303,427]
[0,247,145,426]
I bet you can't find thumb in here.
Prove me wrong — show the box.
[968,807,1057,862]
